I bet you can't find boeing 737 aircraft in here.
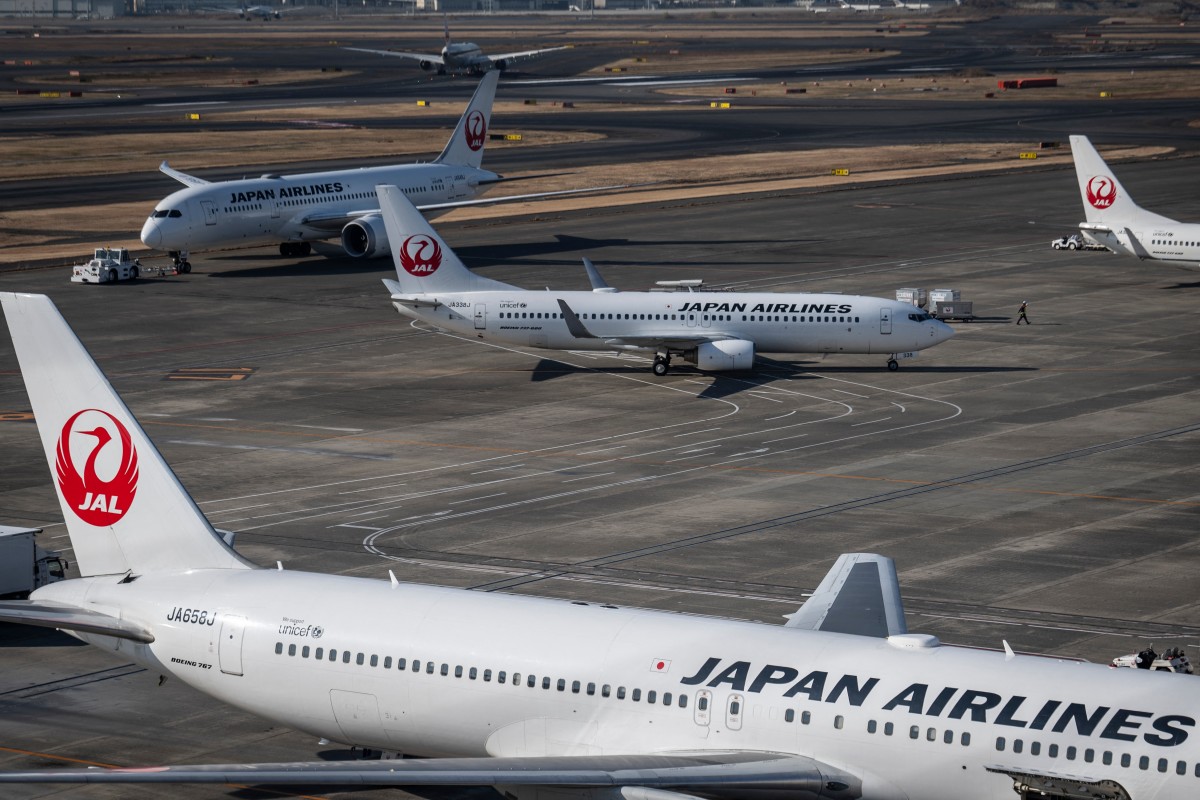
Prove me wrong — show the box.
[1071,135,1200,265]
[346,18,566,75]
[139,72,591,268]
[0,290,1196,799]
[375,185,954,374]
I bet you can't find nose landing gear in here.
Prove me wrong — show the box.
[652,354,671,376]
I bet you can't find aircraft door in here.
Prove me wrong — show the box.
[474,304,486,330]
[726,693,744,731]
[693,690,712,726]
[217,614,246,676]
[880,307,892,335]
[686,312,698,328]
[199,200,218,226]
[701,313,712,328]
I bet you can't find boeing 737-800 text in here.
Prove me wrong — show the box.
[0,292,1196,798]
[1071,135,1200,265]
[375,185,954,374]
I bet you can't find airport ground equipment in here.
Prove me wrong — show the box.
[1112,647,1193,674]
[932,300,974,321]
[895,287,928,309]
[0,526,68,599]
[1051,234,1107,251]
[70,247,141,284]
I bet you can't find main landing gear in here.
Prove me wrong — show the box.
[652,354,672,377]
[280,242,312,257]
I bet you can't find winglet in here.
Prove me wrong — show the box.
[159,161,209,188]
[784,553,907,638]
[583,257,616,292]
[557,299,598,339]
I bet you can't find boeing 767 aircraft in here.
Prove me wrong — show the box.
[0,290,1195,799]
[1071,135,1200,265]
[346,18,566,76]
[375,185,954,374]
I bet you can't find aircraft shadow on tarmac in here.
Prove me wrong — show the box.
[201,234,820,279]
[0,622,87,649]
[530,357,1037,395]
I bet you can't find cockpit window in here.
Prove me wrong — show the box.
[153,210,169,218]
[168,209,183,218]
[909,312,934,322]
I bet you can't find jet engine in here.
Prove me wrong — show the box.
[341,215,389,259]
[493,59,508,71]
[695,339,755,371]
[419,60,436,72]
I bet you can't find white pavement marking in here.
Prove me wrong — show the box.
[449,493,508,505]
[562,472,616,483]
[851,417,893,427]
[765,410,797,421]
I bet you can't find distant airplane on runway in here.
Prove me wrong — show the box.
[0,290,1194,798]
[140,72,599,269]
[376,185,954,374]
[1070,135,1200,265]
[346,18,566,76]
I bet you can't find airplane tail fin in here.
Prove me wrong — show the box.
[1069,135,1174,226]
[377,184,513,295]
[1,293,253,578]
[434,70,499,170]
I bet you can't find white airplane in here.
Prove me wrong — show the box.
[346,18,567,76]
[0,290,1197,799]
[376,185,954,374]
[139,72,595,268]
[1070,135,1200,265]
[238,3,279,19]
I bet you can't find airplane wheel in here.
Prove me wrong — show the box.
[182,261,192,273]
[652,358,670,377]
[299,242,312,256]
[1068,242,1078,250]
[887,359,899,371]
[130,266,139,280]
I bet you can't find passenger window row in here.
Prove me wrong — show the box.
[996,737,1199,778]
[273,642,690,710]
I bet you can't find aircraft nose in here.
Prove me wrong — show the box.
[140,217,161,249]
[935,320,955,343]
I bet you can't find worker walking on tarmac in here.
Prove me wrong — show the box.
[1016,300,1030,325]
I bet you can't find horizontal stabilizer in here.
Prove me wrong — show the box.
[382,280,444,308]
[784,553,906,638]
[0,600,154,643]
[158,161,209,188]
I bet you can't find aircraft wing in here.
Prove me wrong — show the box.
[344,47,445,66]
[0,751,857,791]
[0,600,155,643]
[159,161,210,188]
[298,186,629,232]
[783,553,907,638]
[488,45,570,64]
[556,299,731,351]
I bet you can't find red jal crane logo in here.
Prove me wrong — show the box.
[1086,176,1117,209]
[56,409,139,526]
[464,110,487,152]
[399,234,443,276]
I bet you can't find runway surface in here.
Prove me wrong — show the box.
[1,11,1199,799]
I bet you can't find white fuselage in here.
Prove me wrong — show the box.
[395,290,953,358]
[141,163,495,254]
[443,42,487,71]
[35,570,1198,800]
[1084,221,1200,264]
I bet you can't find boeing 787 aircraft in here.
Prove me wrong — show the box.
[0,291,1195,799]
[1071,135,1200,265]
[139,72,595,268]
[375,185,954,374]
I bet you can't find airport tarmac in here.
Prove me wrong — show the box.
[1,157,1198,799]
[2,10,1199,798]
